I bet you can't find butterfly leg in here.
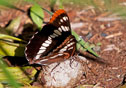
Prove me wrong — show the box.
[69,57,74,68]
[51,63,60,72]
[30,65,43,85]
[69,53,77,68]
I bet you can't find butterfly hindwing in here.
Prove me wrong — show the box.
[32,35,76,65]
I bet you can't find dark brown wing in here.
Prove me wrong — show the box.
[32,35,76,65]
[25,9,72,63]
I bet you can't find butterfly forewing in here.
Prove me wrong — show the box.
[50,9,71,31]
[25,24,57,61]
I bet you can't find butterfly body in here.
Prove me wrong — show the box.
[25,9,76,65]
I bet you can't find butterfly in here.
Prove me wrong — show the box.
[25,9,76,65]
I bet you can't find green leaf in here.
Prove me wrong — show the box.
[50,0,57,9]
[42,8,53,15]
[72,30,99,57]
[5,17,21,35]
[30,4,44,30]
[0,56,21,88]
[0,83,4,88]
[0,34,25,42]
[0,66,36,85]
[0,34,26,56]
[59,0,64,9]
[0,40,25,56]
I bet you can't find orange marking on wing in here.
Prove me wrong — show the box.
[64,53,70,59]
[49,9,66,23]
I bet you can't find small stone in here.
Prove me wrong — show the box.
[42,56,83,88]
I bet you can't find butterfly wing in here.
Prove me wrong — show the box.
[25,9,72,63]
[32,35,76,65]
